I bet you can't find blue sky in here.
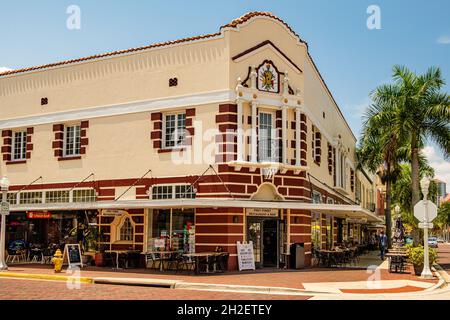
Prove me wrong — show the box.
[0,0,449,186]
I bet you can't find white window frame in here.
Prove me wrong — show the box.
[12,130,27,161]
[312,191,322,204]
[119,217,134,242]
[162,112,186,149]
[258,110,276,162]
[63,124,81,157]
[151,184,195,200]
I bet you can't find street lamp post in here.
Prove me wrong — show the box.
[420,177,433,279]
[0,176,10,270]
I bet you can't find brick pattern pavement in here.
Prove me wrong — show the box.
[0,278,310,300]
[5,263,437,290]
[437,243,450,271]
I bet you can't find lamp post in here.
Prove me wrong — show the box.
[420,176,433,279]
[0,176,10,270]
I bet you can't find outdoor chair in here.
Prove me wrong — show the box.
[166,252,183,271]
[6,248,23,263]
[196,256,209,274]
[41,248,54,264]
[177,256,196,274]
[144,253,162,270]
[215,253,229,273]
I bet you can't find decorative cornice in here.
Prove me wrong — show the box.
[0,90,234,130]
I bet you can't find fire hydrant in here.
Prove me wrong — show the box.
[51,249,63,273]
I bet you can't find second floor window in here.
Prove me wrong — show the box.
[258,112,276,162]
[64,125,81,156]
[164,113,186,148]
[12,131,27,161]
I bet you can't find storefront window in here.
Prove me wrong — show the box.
[311,212,321,251]
[326,216,333,250]
[150,209,195,253]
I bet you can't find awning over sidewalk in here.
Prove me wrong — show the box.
[10,198,383,223]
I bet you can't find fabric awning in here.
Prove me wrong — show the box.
[9,198,383,223]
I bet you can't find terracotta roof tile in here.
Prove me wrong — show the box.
[0,12,305,78]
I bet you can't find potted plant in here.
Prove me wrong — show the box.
[406,245,437,276]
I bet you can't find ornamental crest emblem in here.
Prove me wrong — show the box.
[257,61,279,93]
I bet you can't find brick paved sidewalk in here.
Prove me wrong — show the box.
[2,261,438,293]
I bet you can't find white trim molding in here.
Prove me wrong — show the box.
[0,89,234,130]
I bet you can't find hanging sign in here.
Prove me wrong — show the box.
[237,241,255,271]
[63,244,83,269]
[247,208,279,218]
[27,212,52,219]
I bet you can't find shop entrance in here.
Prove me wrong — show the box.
[247,218,280,268]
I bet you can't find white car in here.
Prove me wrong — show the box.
[428,237,438,248]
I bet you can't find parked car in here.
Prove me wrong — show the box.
[428,237,438,248]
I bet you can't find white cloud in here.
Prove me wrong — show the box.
[0,67,13,74]
[437,35,450,45]
[422,145,450,188]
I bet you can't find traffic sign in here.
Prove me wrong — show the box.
[0,201,9,215]
[418,222,433,229]
[414,200,437,222]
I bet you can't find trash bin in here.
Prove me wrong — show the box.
[289,243,305,269]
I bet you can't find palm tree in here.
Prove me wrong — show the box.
[391,162,436,245]
[358,99,406,248]
[372,66,450,207]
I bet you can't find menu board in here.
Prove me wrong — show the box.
[63,244,83,269]
[237,241,255,271]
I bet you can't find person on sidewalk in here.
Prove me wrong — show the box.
[379,231,387,260]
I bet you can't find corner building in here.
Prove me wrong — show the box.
[0,12,382,270]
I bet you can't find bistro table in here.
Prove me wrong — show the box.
[143,251,176,271]
[385,252,408,273]
[183,252,220,274]
[105,250,130,270]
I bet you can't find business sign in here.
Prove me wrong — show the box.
[246,208,279,218]
[346,218,367,224]
[237,241,256,271]
[0,202,10,215]
[27,212,52,219]
[63,244,83,268]
[154,239,165,248]
[101,209,126,217]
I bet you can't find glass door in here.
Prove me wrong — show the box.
[247,219,263,268]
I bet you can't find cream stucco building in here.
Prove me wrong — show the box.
[0,12,382,270]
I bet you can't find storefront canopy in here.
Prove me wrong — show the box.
[10,198,383,223]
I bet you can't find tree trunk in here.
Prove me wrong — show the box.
[411,137,421,207]
[385,177,392,248]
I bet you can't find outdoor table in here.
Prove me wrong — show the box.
[385,252,408,273]
[105,250,130,270]
[143,251,176,271]
[183,252,220,274]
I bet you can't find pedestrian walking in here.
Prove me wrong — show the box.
[379,231,387,260]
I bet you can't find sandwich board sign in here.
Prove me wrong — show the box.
[63,244,83,269]
[237,241,255,271]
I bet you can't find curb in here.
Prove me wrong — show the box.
[173,282,331,296]
[93,277,179,288]
[0,271,93,284]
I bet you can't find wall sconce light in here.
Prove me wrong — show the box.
[233,216,239,223]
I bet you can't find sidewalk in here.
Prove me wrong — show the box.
[0,251,441,296]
